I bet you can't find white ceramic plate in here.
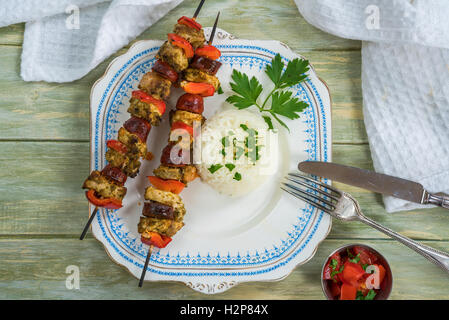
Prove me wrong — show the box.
[88,28,332,294]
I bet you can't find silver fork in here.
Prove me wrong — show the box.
[281,172,449,274]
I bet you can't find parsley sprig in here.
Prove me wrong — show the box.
[356,289,376,300]
[226,53,310,131]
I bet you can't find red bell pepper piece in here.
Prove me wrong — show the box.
[182,82,215,97]
[147,176,185,194]
[177,16,202,30]
[85,189,123,209]
[106,139,128,154]
[168,33,194,58]
[141,233,172,248]
[171,121,194,137]
[195,45,221,60]
[132,90,166,115]
[340,283,357,300]
[341,261,365,287]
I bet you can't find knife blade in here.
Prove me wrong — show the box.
[298,161,426,204]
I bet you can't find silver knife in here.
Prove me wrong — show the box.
[298,161,449,209]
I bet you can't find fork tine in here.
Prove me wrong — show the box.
[282,181,336,209]
[288,172,342,195]
[284,176,340,202]
[281,186,332,214]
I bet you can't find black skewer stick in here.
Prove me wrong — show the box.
[208,11,220,45]
[80,206,98,240]
[192,0,206,19]
[138,245,154,287]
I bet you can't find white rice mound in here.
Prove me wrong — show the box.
[196,109,278,197]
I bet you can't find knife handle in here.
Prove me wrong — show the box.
[425,192,449,209]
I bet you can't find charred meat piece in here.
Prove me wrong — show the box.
[82,170,127,200]
[183,68,220,90]
[142,200,175,220]
[101,164,127,186]
[176,93,204,114]
[160,142,191,166]
[117,127,147,158]
[190,55,222,75]
[138,71,172,100]
[127,97,162,126]
[144,186,186,220]
[153,164,197,184]
[173,23,205,49]
[123,116,151,143]
[138,217,184,237]
[170,109,204,127]
[152,59,178,83]
[156,41,189,73]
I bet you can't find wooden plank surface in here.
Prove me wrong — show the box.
[0,0,447,300]
[0,239,447,300]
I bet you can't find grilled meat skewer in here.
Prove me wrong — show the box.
[81,8,207,241]
[138,13,222,254]
[137,0,209,288]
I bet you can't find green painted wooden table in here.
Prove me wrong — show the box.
[1,0,448,299]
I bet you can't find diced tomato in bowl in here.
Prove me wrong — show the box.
[321,244,393,300]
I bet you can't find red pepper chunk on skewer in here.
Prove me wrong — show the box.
[181,81,215,97]
[177,16,202,30]
[107,139,128,154]
[141,233,172,248]
[132,90,166,115]
[85,189,123,209]
[195,45,221,60]
[171,121,194,137]
[147,176,185,194]
[168,33,194,58]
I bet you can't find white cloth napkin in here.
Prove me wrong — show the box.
[0,0,183,82]
[294,0,449,212]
